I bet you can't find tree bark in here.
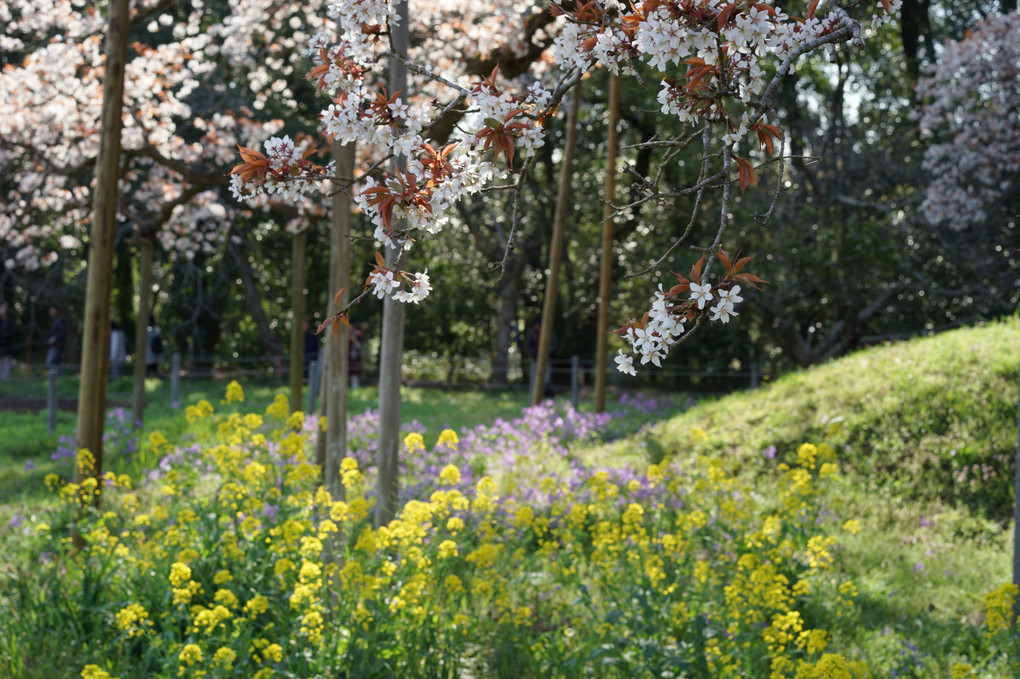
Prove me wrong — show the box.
[376,0,409,527]
[595,74,619,413]
[132,234,154,421]
[491,254,526,387]
[289,229,308,412]
[532,83,582,406]
[318,140,354,497]
[75,0,130,496]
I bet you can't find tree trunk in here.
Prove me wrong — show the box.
[595,74,619,413]
[227,227,285,366]
[318,140,354,497]
[289,229,308,412]
[75,0,130,498]
[376,0,409,527]
[132,234,154,421]
[491,254,526,387]
[532,83,582,406]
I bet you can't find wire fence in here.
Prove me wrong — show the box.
[4,349,763,433]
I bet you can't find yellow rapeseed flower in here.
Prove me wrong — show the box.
[168,562,192,588]
[222,380,244,404]
[265,393,290,419]
[287,411,305,430]
[212,647,236,668]
[983,583,1019,637]
[259,642,282,663]
[81,666,117,679]
[76,449,96,473]
[147,432,169,456]
[404,432,425,453]
[438,464,461,486]
[178,643,203,665]
[114,603,150,638]
[436,428,459,449]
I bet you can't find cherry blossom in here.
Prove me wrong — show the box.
[917,10,1020,233]
[221,0,898,372]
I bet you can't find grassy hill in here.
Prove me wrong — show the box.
[608,318,1020,520]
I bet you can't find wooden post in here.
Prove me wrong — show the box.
[74,0,130,494]
[47,371,58,433]
[289,229,308,413]
[318,141,355,497]
[532,83,583,406]
[595,74,620,413]
[571,355,580,410]
[377,0,409,526]
[307,359,320,413]
[170,352,181,408]
[132,235,154,422]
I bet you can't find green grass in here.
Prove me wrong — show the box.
[597,317,1020,521]
[3,321,1018,675]
[0,379,533,521]
[575,318,1020,675]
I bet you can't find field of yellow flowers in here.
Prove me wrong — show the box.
[1,380,1017,678]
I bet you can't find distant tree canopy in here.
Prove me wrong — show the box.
[0,1,1015,383]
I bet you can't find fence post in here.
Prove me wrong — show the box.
[47,370,58,432]
[171,353,181,408]
[571,355,580,410]
[750,360,759,389]
[307,359,320,414]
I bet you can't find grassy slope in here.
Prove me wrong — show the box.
[585,318,1019,674]
[603,318,1020,521]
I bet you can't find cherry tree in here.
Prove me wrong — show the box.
[916,9,1019,315]
[232,0,899,373]
[918,9,1019,231]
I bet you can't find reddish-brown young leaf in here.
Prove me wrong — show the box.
[333,286,347,307]
[717,3,737,29]
[732,254,754,273]
[230,145,270,184]
[374,250,386,268]
[806,0,820,19]
[689,254,705,283]
[716,247,733,274]
[731,272,768,289]
[669,282,691,295]
[735,157,757,190]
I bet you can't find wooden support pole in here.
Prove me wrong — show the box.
[290,229,308,412]
[75,0,131,494]
[595,74,620,413]
[532,83,582,406]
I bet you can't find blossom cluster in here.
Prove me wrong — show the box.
[917,10,1020,232]
[225,0,897,368]
[616,249,763,374]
